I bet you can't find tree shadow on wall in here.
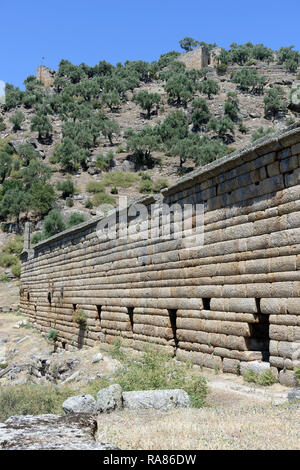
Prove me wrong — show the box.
[77,328,85,349]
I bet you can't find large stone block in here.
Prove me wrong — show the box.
[240,361,270,375]
[96,384,123,413]
[62,395,96,414]
[122,389,190,410]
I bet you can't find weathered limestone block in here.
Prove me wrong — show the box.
[210,298,257,313]
[122,389,190,410]
[178,341,214,354]
[269,324,298,341]
[96,384,123,413]
[176,348,222,369]
[278,341,300,359]
[261,298,300,315]
[134,314,171,328]
[269,314,298,326]
[62,395,96,414]
[213,347,263,361]
[177,318,252,336]
[279,369,298,387]
[222,358,240,374]
[240,361,270,375]
[269,356,295,370]
[133,324,173,340]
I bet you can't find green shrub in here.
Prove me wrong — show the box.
[251,127,275,142]
[116,145,125,154]
[92,192,115,206]
[49,155,59,164]
[231,68,266,94]
[102,171,139,188]
[85,199,93,209]
[152,178,168,192]
[0,117,6,131]
[139,179,153,193]
[43,210,66,238]
[110,186,118,194]
[238,122,249,134]
[66,212,85,228]
[243,370,257,383]
[47,329,58,342]
[0,273,9,283]
[0,384,71,422]
[31,232,45,244]
[95,152,114,171]
[256,370,277,386]
[9,110,25,132]
[11,263,21,278]
[2,235,23,256]
[264,86,286,118]
[286,117,296,126]
[73,309,87,328]
[133,90,161,119]
[243,369,277,386]
[56,179,75,199]
[0,253,18,268]
[110,337,126,361]
[86,181,105,193]
[216,63,227,75]
[111,346,207,408]
[139,171,151,180]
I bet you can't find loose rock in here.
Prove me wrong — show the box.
[288,388,300,401]
[92,353,103,363]
[96,384,123,413]
[62,394,96,414]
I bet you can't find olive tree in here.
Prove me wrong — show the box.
[133,91,161,119]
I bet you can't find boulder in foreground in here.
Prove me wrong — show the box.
[0,414,117,450]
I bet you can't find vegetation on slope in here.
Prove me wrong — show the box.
[0,38,299,245]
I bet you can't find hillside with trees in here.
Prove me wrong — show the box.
[0,38,299,278]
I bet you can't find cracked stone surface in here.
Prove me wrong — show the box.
[0,413,118,450]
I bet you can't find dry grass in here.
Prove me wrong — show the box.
[96,400,299,450]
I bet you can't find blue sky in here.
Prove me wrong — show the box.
[0,0,299,89]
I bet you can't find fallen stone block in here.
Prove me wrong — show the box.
[96,384,123,413]
[279,369,298,387]
[62,394,96,414]
[122,389,190,411]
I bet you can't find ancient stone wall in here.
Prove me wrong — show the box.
[36,65,56,87]
[20,125,300,385]
[178,46,211,70]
